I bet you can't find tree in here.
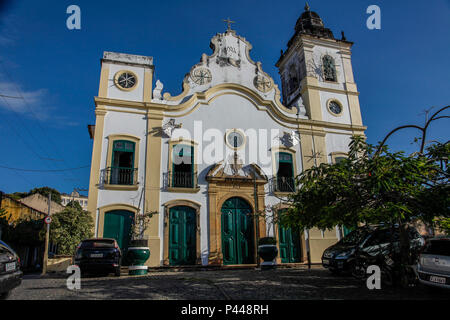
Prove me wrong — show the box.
[28,187,62,204]
[283,134,449,267]
[48,206,94,255]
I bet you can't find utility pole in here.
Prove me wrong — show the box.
[41,192,51,275]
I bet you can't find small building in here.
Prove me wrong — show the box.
[61,189,88,210]
[0,192,46,271]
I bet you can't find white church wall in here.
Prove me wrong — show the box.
[106,64,146,102]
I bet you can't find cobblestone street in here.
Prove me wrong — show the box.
[8,266,449,300]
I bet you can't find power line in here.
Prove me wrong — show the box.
[0,164,90,172]
[0,61,83,183]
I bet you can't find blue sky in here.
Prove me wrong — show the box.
[0,0,449,195]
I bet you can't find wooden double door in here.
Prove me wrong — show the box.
[169,206,197,265]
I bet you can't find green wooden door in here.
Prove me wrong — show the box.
[278,224,302,263]
[169,206,197,265]
[221,197,254,265]
[103,210,134,253]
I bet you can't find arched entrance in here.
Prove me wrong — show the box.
[169,206,197,265]
[221,197,254,265]
[103,210,134,253]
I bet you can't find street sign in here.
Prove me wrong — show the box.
[44,216,52,224]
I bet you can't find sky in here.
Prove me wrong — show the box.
[0,0,449,196]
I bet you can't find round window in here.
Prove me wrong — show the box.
[115,71,138,90]
[225,130,245,149]
[328,101,342,115]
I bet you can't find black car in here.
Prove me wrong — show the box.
[322,226,375,273]
[0,240,23,299]
[322,225,424,274]
[74,238,121,276]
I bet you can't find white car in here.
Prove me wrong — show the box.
[417,237,450,289]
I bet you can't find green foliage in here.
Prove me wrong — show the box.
[285,135,449,232]
[49,206,94,255]
[8,187,62,204]
[258,237,277,245]
[28,187,62,204]
[66,200,83,211]
[435,217,450,235]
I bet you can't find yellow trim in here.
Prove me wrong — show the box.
[271,146,298,178]
[167,187,200,193]
[103,185,139,191]
[98,64,110,97]
[94,82,367,134]
[326,99,344,117]
[87,108,107,234]
[97,203,139,238]
[105,134,140,170]
[144,112,163,267]
[114,70,138,92]
[143,67,153,102]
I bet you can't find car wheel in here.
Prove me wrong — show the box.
[115,268,121,277]
[350,261,365,280]
[0,291,11,300]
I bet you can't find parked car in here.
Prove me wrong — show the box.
[0,240,23,299]
[73,238,121,276]
[322,225,424,274]
[417,237,450,289]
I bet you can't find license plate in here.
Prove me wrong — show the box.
[5,262,15,272]
[323,259,330,265]
[90,253,103,258]
[429,276,446,284]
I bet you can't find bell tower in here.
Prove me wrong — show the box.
[276,3,363,127]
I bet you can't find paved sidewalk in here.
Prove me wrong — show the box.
[8,266,449,300]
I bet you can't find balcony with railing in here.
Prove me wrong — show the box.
[102,167,138,189]
[165,171,199,192]
[270,176,296,193]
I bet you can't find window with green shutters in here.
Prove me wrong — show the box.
[275,152,295,192]
[171,144,195,188]
[110,140,136,185]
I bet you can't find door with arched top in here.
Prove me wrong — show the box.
[221,197,254,265]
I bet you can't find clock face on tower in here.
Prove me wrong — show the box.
[115,71,138,91]
[253,75,273,93]
[190,67,212,85]
[225,129,245,149]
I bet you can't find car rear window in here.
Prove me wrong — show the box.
[423,240,450,256]
[80,240,115,248]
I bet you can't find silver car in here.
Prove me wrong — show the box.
[417,237,450,289]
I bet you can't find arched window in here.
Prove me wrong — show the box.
[168,139,198,190]
[288,65,299,94]
[275,152,296,192]
[110,140,136,185]
[322,55,337,82]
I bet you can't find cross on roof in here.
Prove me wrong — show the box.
[223,17,236,30]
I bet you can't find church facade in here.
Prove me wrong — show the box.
[87,5,366,267]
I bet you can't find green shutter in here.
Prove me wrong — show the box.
[169,206,197,265]
[221,197,254,265]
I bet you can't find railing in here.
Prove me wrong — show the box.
[270,176,296,193]
[167,171,198,189]
[103,167,138,186]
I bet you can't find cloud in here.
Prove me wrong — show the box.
[0,81,50,119]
